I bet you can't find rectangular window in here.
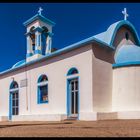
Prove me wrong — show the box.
[39,85,48,103]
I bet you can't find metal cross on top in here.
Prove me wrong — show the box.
[38,7,43,15]
[122,8,129,21]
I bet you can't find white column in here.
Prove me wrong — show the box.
[26,35,33,57]
[35,31,42,55]
[46,34,52,54]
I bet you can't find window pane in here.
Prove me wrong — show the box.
[40,75,48,82]
[40,85,48,102]
[75,91,78,113]
[12,108,15,115]
[13,93,15,99]
[16,100,18,106]
[16,92,18,98]
[71,69,78,74]
[12,100,15,106]
[16,108,19,115]
[71,82,74,91]
[75,81,78,90]
[71,92,74,114]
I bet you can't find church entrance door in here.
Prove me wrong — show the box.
[9,91,19,120]
[68,78,79,118]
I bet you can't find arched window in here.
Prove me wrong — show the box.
[67,67,79,76]
[67,67,79,118]
[125,32,129,40]
[9,81,19,117]
[10,81,18,91]
[37,74,48,104]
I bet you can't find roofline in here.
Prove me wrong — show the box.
[23,14,56,27]
[110,20,140,47]
[0,35,114,76]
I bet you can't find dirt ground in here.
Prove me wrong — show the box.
[0,119,140,137]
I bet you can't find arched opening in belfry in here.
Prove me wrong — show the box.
[29,26,36,53]
[42,26,49,55]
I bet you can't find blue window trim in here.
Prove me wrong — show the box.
[67,76,80,120]
[10,81,18,90]
[9,81,19,120]
[37,74,49,104]
[67,67,79,76]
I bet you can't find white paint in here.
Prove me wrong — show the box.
[38,7,43,15]
[0,45,94,121]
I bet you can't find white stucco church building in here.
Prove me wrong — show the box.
[0,7,140,121]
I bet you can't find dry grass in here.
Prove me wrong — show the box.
[0,119,140,137]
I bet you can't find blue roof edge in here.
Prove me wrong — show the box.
[109,20,140,47]
[94,20,140,48]
[0,35,114,76]
[12,60,26,68]
[112,61,140,68]
[23,14,56,27]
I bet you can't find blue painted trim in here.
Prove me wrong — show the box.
[66,76,79,119]
[38,34,41,46]
[113,61,140,68]
[37,74,49,104]
[67,67,79,76]
[9,90,19,120]
[35,50,42,55]
[109,20,140,47]
[12,60,26,68]
[0,33,114,76]
[10,81,18,90]
[3,20,140,76]
[37,85,49,104]
[23,14,56,27]
[9,81,19,120]
[9,92,12,120]
[37,74,48,83]
[26,53,33,57]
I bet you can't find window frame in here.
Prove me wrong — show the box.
[37,75,49,104]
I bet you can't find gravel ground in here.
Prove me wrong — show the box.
[0,119,140,137]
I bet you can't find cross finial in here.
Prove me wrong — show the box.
[38,7,43,15]
[122,8,129,20]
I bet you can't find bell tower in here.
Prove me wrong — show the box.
[23,7,55,62]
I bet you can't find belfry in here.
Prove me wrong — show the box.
[23,7,55,62]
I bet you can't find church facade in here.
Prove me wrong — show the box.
[0,8,140,121]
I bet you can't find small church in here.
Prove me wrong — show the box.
[0,7,140,121]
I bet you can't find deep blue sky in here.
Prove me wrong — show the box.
[0,3,140,71]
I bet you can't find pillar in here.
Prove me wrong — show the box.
[35,31,42,55]
[26,35,33,58]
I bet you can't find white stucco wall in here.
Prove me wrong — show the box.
[112,66,140,111]
[92,45,113,112]
[0,44,94,121]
